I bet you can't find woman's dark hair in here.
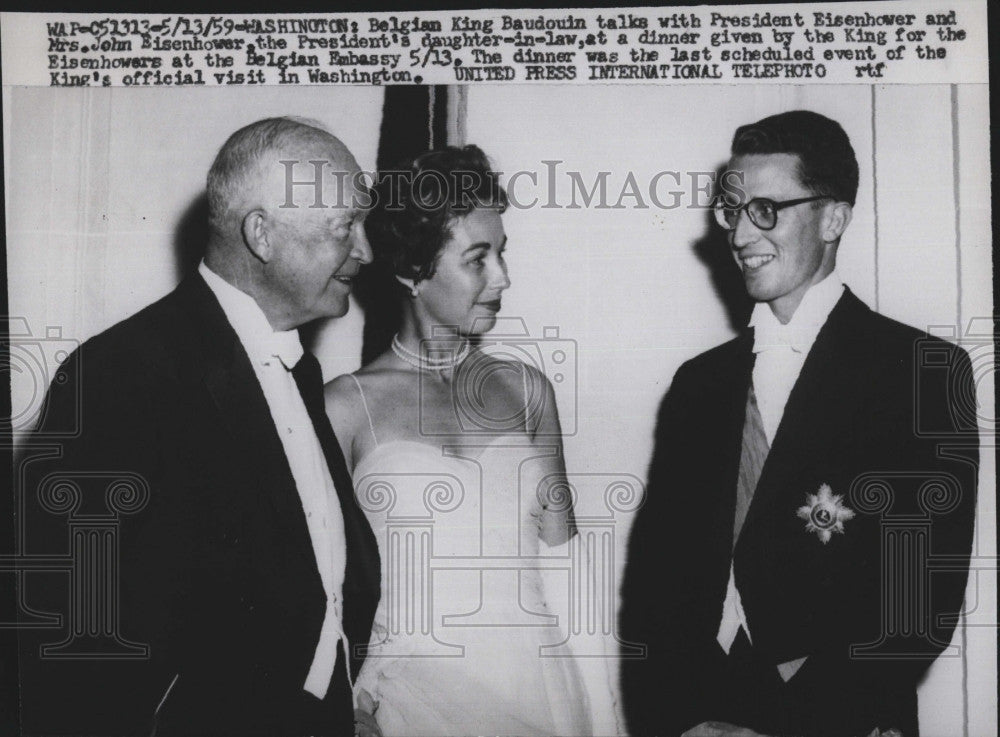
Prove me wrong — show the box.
[356,145,506,364]
[365,144,508,284]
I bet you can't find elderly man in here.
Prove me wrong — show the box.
[621,110,977,737]
[20,117,379,735]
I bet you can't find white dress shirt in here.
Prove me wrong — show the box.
[748,272,846,445]
[716,271,845,679]
[199,261,348,699]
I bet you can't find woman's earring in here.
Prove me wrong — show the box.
[395,275,418,298]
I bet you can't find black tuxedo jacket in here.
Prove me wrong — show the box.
[19,276,380,736]
[621,289,978,737]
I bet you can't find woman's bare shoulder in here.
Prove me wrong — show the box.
[324,373,368,429]
[325,372,361,401]
[328,357,415,407]
[474,354,553,394]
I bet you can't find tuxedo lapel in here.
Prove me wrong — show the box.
[178,276,322,581]
[741,289,872,525]
[174,275,379,689]
[292,355,380,680]
[707,333,757,564]
[733,290,878,662]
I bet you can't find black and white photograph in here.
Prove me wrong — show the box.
[1,2,994,736]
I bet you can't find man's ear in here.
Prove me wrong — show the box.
[241,209,273,263]
[823,202,853,243]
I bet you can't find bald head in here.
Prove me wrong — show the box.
[206,116,356,238]
[202,117,372,330]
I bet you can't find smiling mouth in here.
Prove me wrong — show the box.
[477,300,502,311]
[740,254,775,272]
[333,274,356,285]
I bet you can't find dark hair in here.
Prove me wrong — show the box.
[365,144,507,283]
[730,110,859,206]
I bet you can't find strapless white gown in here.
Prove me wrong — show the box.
[352,438,593,736]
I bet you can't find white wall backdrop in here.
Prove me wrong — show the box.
[4,82,995,737]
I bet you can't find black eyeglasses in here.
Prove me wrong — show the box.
[713,195,829,231]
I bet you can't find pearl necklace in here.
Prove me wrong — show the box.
[391,334,470,372]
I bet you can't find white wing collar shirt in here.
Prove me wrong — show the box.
[199,261,348,700]
[716,270,845,681]
[748,270,846,445]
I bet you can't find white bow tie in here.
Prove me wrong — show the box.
[263,330,304,370]
[752,322,809,354]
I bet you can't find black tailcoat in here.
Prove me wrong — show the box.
[621,289,978,737]
[19,276,380,736]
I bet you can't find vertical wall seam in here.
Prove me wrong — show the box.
[870,85,879,313]
[950,82,969,737]
[79,90,94,332]
[951,84,964,337]
[457,85,467,146]
[427,86,436,150]
[445,85,468,147]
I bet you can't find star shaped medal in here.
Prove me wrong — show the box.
[797,484,856,544]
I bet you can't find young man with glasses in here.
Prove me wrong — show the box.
[621,110,978,737]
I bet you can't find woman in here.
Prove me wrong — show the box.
[325,145,592,736]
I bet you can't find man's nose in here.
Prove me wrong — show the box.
[351,223,374,265]
[730,209,760,250]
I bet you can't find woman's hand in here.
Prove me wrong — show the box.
[354,688,382,737]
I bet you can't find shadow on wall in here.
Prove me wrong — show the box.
[353,258,400,366]
[173,193,211,280]
[692,162,752,334]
